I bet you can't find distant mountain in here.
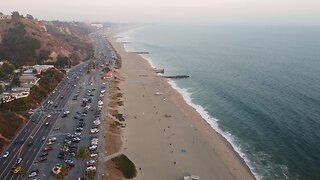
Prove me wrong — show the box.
[0,15,94,66]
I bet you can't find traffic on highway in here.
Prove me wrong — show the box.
[0,31,116,180]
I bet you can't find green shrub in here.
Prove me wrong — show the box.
[112,154,137,179]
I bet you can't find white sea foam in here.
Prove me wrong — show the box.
[167,80,261,180]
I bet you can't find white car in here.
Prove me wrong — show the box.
[74,132,81,136]
[86,166,96,171]
[90,128,99,134]
[47,114,51,118]
[49,137,57,142]
[2,151,9,158]
[94,122,101,126]
[91,139,99,143]
[89,145,97,151]
[28,171,37,178]
[90,153,98,157]
[91,141,98,145]
[16,157,23,164]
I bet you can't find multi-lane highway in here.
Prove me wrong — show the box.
[0,30,117,179]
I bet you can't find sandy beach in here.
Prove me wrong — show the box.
[103,26,255,180]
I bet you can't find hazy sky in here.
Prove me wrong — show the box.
[1,0,320,25]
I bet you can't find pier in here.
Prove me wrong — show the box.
[129,51,150,54]
[162,75,190,79]
[154,69,164,73]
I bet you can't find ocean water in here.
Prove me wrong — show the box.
[117,24,320,180]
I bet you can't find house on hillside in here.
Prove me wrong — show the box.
[91,23,103,28]
[19,74,39,88]
[33,65,54,74]
[11,91,30,99]
[0,92,14,103]
[23,69,34,74]
[0,14,11,20]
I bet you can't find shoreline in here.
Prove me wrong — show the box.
[105,26,256,180]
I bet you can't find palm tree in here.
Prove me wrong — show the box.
[55,165,70,180]
[76,147,90,178]
[18,168,28,180]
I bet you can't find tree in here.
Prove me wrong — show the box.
[55,165,70,180]
[1,63,14,75]
[76,147,90,178]
[26,14,34,20]
[11,75,21,87]
[11,11,20,20]
[32,69,38,74]
[18,167,28,180]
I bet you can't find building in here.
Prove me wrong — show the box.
[19,74,39,88]
[91,23,103,28]
[11,91,30,99]
[33,65,54,74]
[23,69,34,74]
[0,92,14,103]
[0,15,11,20]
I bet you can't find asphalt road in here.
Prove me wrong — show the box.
[0,31,117,180]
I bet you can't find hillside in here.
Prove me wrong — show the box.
[0,16,94,66]
[0,14,96,151]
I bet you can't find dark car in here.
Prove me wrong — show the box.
[39,152,48,157]
[38,157,48,162]
[69,145,77,148]
[57,154,65,159]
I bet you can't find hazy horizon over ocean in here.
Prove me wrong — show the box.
[117,24,320,179]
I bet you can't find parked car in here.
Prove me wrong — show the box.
[42,146,53,152]
[39,152,48,157]
[38,157,48,162]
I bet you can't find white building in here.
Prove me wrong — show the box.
[91,23,103,28]
[33,65,54,74]
[19,74,39,88]
[11,91,30,99]
[0,15,11,20]
[0,93,14,103]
